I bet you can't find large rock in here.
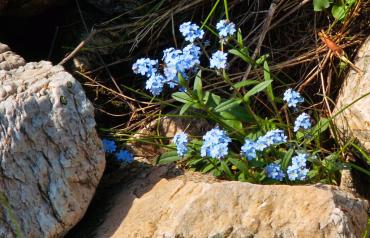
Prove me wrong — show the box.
[334,36,370,151]
[0,43,105,237]
[94,167,368,238]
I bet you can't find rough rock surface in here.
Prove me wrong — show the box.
[0,0,68,16]
[94,167,368,238]
[0,43,105,237]
[334,36,370,151]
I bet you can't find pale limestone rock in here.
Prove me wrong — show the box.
[0,43,105,237]
[334,36,370,151]
[94,167,368,238]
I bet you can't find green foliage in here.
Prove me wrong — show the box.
[136,1,370,185]
[313,0,356,21]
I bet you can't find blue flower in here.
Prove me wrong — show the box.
[294,112,312,132]
[255,129,287,151]
[266,163,285,181]
[146,74,165,96]
[173,132,189,157]
[210,51,228,69]
[179,22,204,42]
[115,150,134,164]
[163,48,182,65]
[162,45,201,88]
[182,44,201,68]
[132,58,158,77]
[241,139,257,160]
[216,20,236,38]
[283,88,304,108]
[287,153,310,181]
[102,139,116,153]
[201,127,231,159]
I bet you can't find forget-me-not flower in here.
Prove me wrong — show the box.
[201,127,231,159]
[287,153,310,181]
[132,58,158,77]
[255,129,287,151]
[283,88,304,108]
[116,150,134,163]
[162,45,201,88]
[241,139,257,160]
[102,139,116,153]
[294,112,312,132]
[173,132,189,157]
[146,74,165,96]
[266,163,285,181]
[179,22,204,42]
[210,51,228,69]
[216,20,236,38]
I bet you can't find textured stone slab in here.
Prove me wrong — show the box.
[94,167,368,238]
[334,36,370,151]
[0,43,105,237]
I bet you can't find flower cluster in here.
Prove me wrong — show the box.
[216,20,236,38]
[287,153,310,181]
[241,139,257,160]
[241,129,287,160]
[294,112,312,132]
[210,50,228,69]
[116,150,134,163]
[255,129,287,151]
[173,132,189,157]
[132,58,157,77]
[201,127,232,159]
[179,22,204,42]
[283,88,304,108]
[101,138,134,164]
[133,24,203,95]
[266,163,285,181]
[163,44,201,88]
[102,139,117,153]
[133,20,238,95]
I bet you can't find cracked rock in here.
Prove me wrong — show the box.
[0,43,105,237]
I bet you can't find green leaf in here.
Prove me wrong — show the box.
[215,99,242,113]
[201,163,215,173]
[193,70,203,100]
[172,92,193,104]
[180,102,192,115]
[237,29,243,47]
[219,106,251,122]
[313,0,332,11]
[206,93,221,108]
[243,80,273,102]
[178,72,187,87]
[307,169,319,179]
[281,148,294,170]
[310,118,330,138]
[202,91,210,104]
[220,116,243,131]
[233,80,259,89]
[263,61,275,102]
[229,49,252,64]
[157,150,180,164]
[331,4,347,21]
[220,160,234,179]
[255,55,267,65]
